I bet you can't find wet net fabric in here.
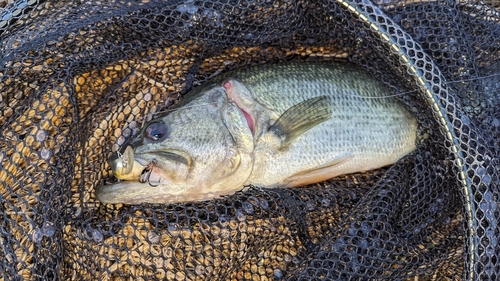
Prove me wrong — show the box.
[0,0,499,280]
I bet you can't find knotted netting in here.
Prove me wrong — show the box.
[0,0,499,280]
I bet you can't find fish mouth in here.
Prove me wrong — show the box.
[95,180,235,205]
[107,146,192,183]
[131,150,192,184]
[95,181,174,204]
[137,150,192,168]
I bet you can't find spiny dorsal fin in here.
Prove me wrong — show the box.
[269,95,332,147]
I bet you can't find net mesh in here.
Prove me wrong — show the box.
[0,0,499,280]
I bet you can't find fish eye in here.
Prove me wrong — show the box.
[145,123,168,142]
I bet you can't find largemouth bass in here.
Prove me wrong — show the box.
[96,61,418,204]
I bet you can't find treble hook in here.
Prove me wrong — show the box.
[140,159,161,187]
[148,176,161,187]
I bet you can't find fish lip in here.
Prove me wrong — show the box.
[95,181,228,205]
[95,181,154,204]
[136,149,192,168]
[134,157,150,167]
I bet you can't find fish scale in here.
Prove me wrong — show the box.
[96,61,417,204]
[233,63,416,187]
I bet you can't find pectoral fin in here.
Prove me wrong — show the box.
[269,96,332,147]
[283,153,354,187]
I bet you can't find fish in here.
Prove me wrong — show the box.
[95,61,418,204]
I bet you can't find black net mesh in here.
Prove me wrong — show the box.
[0,0,499,280]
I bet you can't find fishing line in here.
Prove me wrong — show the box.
[123,71,500,123]
[354,72,500,99]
